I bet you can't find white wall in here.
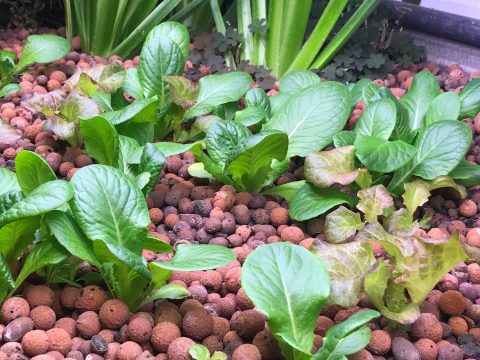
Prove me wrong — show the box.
[394,0,480,19]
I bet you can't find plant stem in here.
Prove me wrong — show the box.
[63,0,73,42]
[265,0,284,75]
[251,0,266,66]
[310,0,381,70]
[237,0,254,62]
[287,0,348,74]
[209,0,236,69]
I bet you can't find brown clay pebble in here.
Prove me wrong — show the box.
[182,309,213,341]
[46,328,71,355]
[22,330,49,357]
[415,338,438,360]
[232,344,261,360]
[25,286,55,308]
[55,317,77,338]
[151,322,181,353]
[3,317,34,342]
[367,330,391,355]
[269,207,289,226]
[252,329,281,360]
[99,299,129,329]
[280,226,304,244]
[126,317,152,344]
[179,299,204,316]
[116,341,142,360]
[448,316,468,335]
[437,343,462,360]
[200,270,223,292]
[167,337,194,360]
[60,287,81,310]
[438,290,466,316]
[202,335,223,353]
[75,286,108,312]
[30,305,56,330]
[76,311,101,339]
[411,313,443,342]
[1,297,30,322]
[225,267,242,294]
[349,349,374,360]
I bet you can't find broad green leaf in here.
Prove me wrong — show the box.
[0,191,22,215]
[262,181,306,202]
[449,160,480,186]
[188,163,212,179]
[355,168,372,189]
[164,76,197,108]
[189,344,210,360]
[264,82,351,157]
[147,284,190,302]
[71,165,150,255]
[0,118,21,145]
[319,327,371,360]
[152,244,235,271]
[244,88,271,115]
[354,135,416,173]
[189,115,219,138]
[103,97,158,125]
[15,35,70,71]
[0,218,40,261]
[185,72,253,119]
[399,72,440,131]
[402,179,430,214]
[68,62,125,95]
[205,121,251,168]
[459,78,480,118]
[357,222,414,258]
[136,172,151,190]
[117,122,154,146]
[279,70,320,94]
[129,141,202,164]
[118,135,140,175]
[234,107,267,127]
[350,79,372,105]
[384,208,418,236]
[227,131,289,192]
[75,73,99,97]
[305,146,358,187]
[92,91,112,111]
[123,68,144,100]
[389,121,472,192]
[143,236,173,254]
[429,176,467,199]
[355,99,396,139]
[14,239,69,290]
[313,241,375,307]
[269,92,290,114]
[15,151,56,196]
[60,92,101,122]
[0,50,15,78]
[138,22,190,102]
[357,185,394,223]
[0,168,20,196]
[242,242,330,357]
[425,92,460,125]
[45,211,99,267]
[0,253,14,288]
[139,143,165,195]
[324,206,363,244]
[0,83,20,98]
[0,180,73,228]
[289,183,357,221]
[80,116,119,167]
[333,130,356,148]
[361,82,381,105]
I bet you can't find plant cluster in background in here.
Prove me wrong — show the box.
[0,0,49,30]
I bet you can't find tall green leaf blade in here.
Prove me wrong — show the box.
[425,92,460,125]
[355,99,396,139]
[264,82,351,157]
[399,72,440,131]
[242,242,330,357]
[71,165,150,255]
[15,151,56,196]
[15,35,71,71]
[80,116,119,167]
[459,78,480,118]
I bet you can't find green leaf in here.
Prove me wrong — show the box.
[80,116,119,167]
[0,180,73,228]
[262,181,306,202]
[449,160,480,186]
[313,241,374,307]
[244,88,271,115]
[138,22,190,102]
[227,131,289,192]
[129,141,202,164]
[289,183,357,221]
[333,130,356,148]
[0,218,40,261]
[264,82,351,157]
[324,206,363,244]
[152,244,235,271]
[429,176,467,199]
[103,97,158,125]
[0,168,20,197]
[361,82,380,105]
[383,208,418,236]
[0,50,15,78]
[355,99,396,139]
[188,163,212,179]
[234,107,267,127]
[279,70,320,94]
[425,92,460,125]
[15,35,71,71]
[305,146,358,188]
[139,143,165,195]
[459,78,480,118]
[389,121,472,192]
[0,83,21,98]
[0,253,14,289]
[123,68,144,100]
[45,211,99,267]
[185,72,253,119]
[164,76,197,108]
[68,62,126,95]
[350,79,372,105]
[242,242,330,357]
[148,284,191,302]
[60,92,101,122]
[357,222,414,258]
[399,72,440,131]
[357,185,394,223]
[402,179,430,214]
[71,165,150,255]
[143,236,173,254]
[189,344,211,360]
[0,191,22,215]
[117,122,154,146]
[14,239,69,290]
[15,150,56,196]
[354,135,416,173]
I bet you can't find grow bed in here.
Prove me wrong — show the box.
[1,24,480,360]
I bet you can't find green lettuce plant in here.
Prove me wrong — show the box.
[242,242,380,360]
[0,34,70,97]
[189,344,227,360]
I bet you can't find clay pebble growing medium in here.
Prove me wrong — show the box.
[1,27,480,360]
